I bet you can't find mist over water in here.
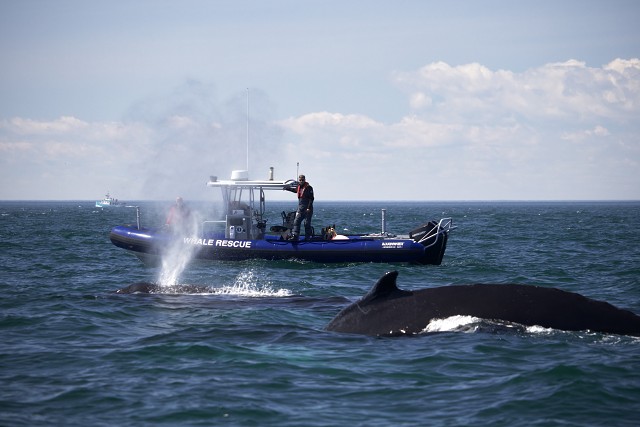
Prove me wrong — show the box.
[157,242,197,287]
[125,83,287,201]
[157,210,202,287]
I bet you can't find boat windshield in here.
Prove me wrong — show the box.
[206,171,297,239]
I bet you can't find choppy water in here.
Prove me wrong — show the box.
[1,200,639,426]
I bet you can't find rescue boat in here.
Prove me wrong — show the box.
[109,170,454,265]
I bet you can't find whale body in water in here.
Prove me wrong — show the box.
[326,271,640,337]
[116,282,211,294]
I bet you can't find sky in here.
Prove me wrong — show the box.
[1,0,639,201]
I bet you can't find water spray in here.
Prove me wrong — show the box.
[157,210,201,287]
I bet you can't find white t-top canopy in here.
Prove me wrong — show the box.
[207,170,297,191]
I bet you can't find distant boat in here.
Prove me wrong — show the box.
[96,193,125,208]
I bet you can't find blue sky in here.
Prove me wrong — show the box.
[1,0,639,201]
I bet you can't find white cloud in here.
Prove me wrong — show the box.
[3,116,89,134]
[280,112,380,133]
[278,59,640,200]
[561,125,611,142]
[1,60,639,201]
[0,86,289,200]
[0,116,154,199]
[393,58,640,123]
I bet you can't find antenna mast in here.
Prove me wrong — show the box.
[246,88,249,174]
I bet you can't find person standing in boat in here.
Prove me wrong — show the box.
[285,174,314,241]
[165,196,191,233]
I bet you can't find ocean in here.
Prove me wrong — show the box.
[1,200,639,426]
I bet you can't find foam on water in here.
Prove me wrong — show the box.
[150,269,293,297]
[526,324,555,334]
[214,269,293,297]
[422,315,482,333]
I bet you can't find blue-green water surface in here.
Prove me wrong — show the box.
[1,201,639,426]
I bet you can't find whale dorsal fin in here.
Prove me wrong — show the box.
[362,271,401,302]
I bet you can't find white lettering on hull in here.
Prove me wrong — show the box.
[183,237,253,249]
[381,242,405,249]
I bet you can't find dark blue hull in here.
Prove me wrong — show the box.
[109,224,449,265]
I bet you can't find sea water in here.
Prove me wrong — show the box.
[1,200,639,426]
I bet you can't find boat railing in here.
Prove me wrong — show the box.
[127,206,141,229]
[416,217,455,248]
